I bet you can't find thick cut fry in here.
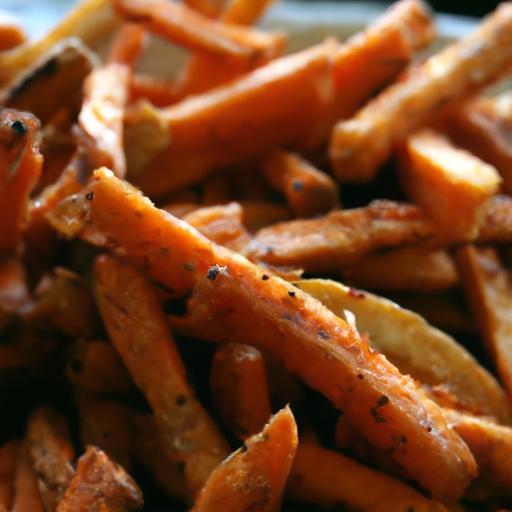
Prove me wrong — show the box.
[288,442,447,511]
[261,150,339,218]
[331,3,512,182]
[12,442,44,512]
[107,23,146,68]
[0,441,18,511]
[210,343,272,438]
[57,446,143,512]
[94,255,229,497]
[129,73,179,107]
[343,246,458,292]
[456,245,512,399]
[26,407,75,510]
[296,278,511,423]
[0,14,26,52]
[399,129,501,240]
[0,109,42,255]
[193,406,298,512]
[113,0,283,62]
[52,169,478,500]
[247,201,433,272]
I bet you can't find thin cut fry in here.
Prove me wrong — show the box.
[0,14,26,52]
[210,343,272,438]
[0,441,18,511]
[107,23,146,68]
[57,446,143,512]
[330,3,512,182]
[261,150,340,218]
[193,406,298,512]
[287,442,447,511]
[12,441,44,512]
[398,129,501,240]
[94,254,230,497]
[52,168,478,500]
[456,245,512,399]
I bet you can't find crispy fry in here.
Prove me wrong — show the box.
[193,406,298,512]
[247,201,433,272]
[456,245,512,399]
[129,73,179,107]
[288,442,447,511]
[399,129,501,240]
[210,343,272,438]
[343,246,458,292]
[0,14,26,52]
[26,407,75,510]
[12,441,44,512]
[57,446,143,512]
[0,109,42,255]
[94,254,230,497]
[53,169,477,500]
[0,441,18,511]
[107,23,147,68]
[261,150,340,217]
[331,3,512,182]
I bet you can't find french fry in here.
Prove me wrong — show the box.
[221,0,277,25]
[261,150,340,218]
[52,169,477,500]
[240,200,291,232]
[398,129,501,240]
[478,194,512,243]
[287,442,447,511]
[107,23,147,69]
[296,278,511,423]
[330,3,512,182]
[184,0,225,18]
[94,254,230,497]
[0,14,26,52]
[0,440,18,511]
[193,406,298,512]
[210,343,272,438]
[248,200,433,272]
[129,73,179,107]
[26,407,75,510]
[456,245,512,399]
[56,446,143,512]
[12,441,44,512]
[343,246,458,292]
[0,109,42,255]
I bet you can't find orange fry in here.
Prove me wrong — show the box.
[12,441,44,512]
[107,23,146,68]
[0,14,26,52]
[0,441,18,511]
[478,194,512,243]
[129,73,179,107]
[193,406,298,512]
[184,0,225,18]
[240,200,291,232]
[0,258,29,315]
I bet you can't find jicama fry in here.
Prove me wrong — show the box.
[331,3,512,182]
[94,254,230,497]
[26,407,75,510]
[210,343,272,438]
[343,246,458,292]
[129,73,179,107]
[248,200,433,272]
[0,441,18,511]
[0,109,42,255]
[0,14,26,52]
[287,441,447,511]
[57,446,143,512]
[193,406,298,512]
[107,23,147,68]
[52,169,477,500]
[261,150,340,218]
[12,442,44,512]
[456,245,512,399]
[296,278,511,423]
[398,129,501,240]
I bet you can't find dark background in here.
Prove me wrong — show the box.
[424,0,498,16]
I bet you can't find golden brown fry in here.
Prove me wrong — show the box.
[26,407,75,510]
[456,245,512,399]
[0,441,18,511]
[210,343,272,438]
[248,201,433,272]
[94,254,229,497]
[57,446,143,512]
[331,3,512,182]
[0,109,42,255]
[107,23,146,68]
[193,406,298,512]
[287,442,448,511]
[53,169,478,500]
[261,150,340,218]
[12,441,44,512]
[0,14,26,52]
[398,129,501,240]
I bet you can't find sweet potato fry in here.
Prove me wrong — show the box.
[221,0,276,25]
[129,73,179,107]
[287,442,447,511]
[26,407,75,510]
[94,254,230,497]
[240,200,291,232]
[247,201,433,272]
[343,246,458,292]
[0,14,26,52]
[261,150,340,218]
[57,446,143,512]
[12,441,44,512]
[296,278,511,423]
[331,3,512,182]
[107,23,147,69]
[53,169,477,500]
[193,406,298,512]
[210,343,272,438]
[399,129,501,240]
[184,0,225,18]
[456,245,512,399]
[0,109,42,255]
[0,440,18,511]
[478,194,512,243]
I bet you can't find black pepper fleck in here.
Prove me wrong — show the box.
[175,395,187,406]
[399,435,407,444]
[11,120,26,136]
[184,262,196,272]
[357,374,364,380]
[376,395,389,407]
[261,274,269,281]
[318,329,329,340]
[85,191,94,201]
[427,426,432,433]
[292,180,303,192]
[348,287,365,299]
[288,290,296,298]
[207,265,220,280]
[370,395,389,424]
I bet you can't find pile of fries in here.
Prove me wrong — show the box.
[3,0,512,509]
